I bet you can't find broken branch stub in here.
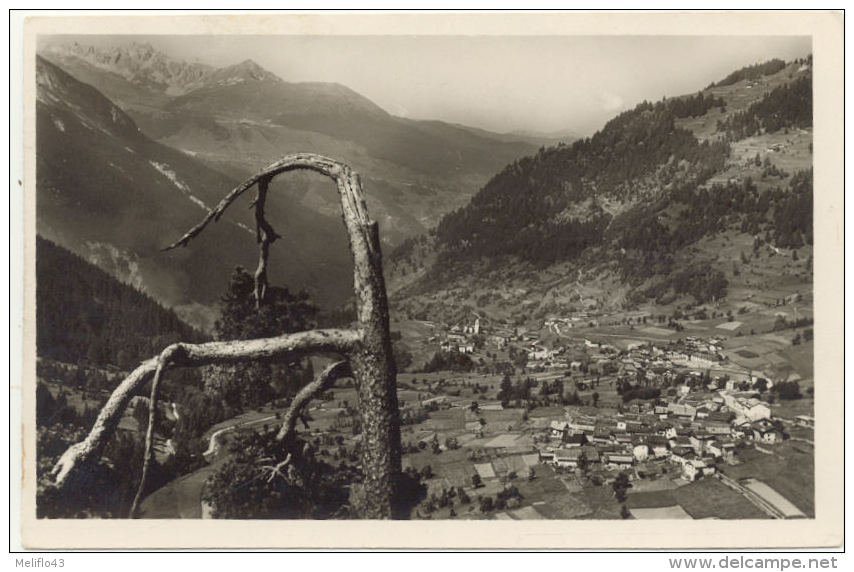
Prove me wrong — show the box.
[53,154,402,519]
[252,177,280,308]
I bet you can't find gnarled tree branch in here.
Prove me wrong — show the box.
[51,328,361,488]
[259,453,292,484]
[163,154,347,252]
[277,360,352,443]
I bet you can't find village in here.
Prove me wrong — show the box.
[37,307,815,521]
[379,312,815,520]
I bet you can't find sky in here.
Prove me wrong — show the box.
[44,35,811,135]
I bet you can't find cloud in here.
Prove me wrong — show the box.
[599,91,624,112]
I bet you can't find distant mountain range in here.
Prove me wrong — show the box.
[37,41,558,328]
[36,55,352,329]
[40,41,550,243]
[38,40,812,335]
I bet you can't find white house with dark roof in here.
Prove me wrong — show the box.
[722,392,771,422]
[752,420,781,443]
[648,436,670,458]
[669,446,693,466]
[632,440,650,462]
[604,451,634,469]
[707,441,724,458]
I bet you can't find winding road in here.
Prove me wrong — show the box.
[202,415,278,460]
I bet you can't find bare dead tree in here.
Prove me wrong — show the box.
[49,154,402,519]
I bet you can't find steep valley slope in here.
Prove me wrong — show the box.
[387,57,814,330]
[36,56,353,330]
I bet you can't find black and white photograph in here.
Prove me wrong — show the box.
[14,10,843,550]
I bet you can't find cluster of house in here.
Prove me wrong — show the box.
[439,332,476,354]
[666,336,728,368]
[525,336,610,371]
[614,336,732,378]
[523,334,741,384]
[436,317,517,354]
[537,387,780,482]
[527,345,565,366]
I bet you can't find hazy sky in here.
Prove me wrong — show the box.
[44,35,811,135]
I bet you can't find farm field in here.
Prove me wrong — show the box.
[772,397,815,420]
[720,442,814,517]
[674,477,769,519]
[625,489,679,509]
[625,475,770,520]
[575,485,623,519]
[742,479,806,518]
[629,478,682,493]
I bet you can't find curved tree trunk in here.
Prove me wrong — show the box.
[51,154,402,519]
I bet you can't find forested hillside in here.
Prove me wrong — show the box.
[389,57,813,322]
[711,58,787,87]
[433,101,730,267]
[36,236,203,367]
[717,74,812,138]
